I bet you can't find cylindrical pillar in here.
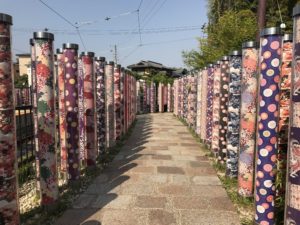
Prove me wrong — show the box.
[211,62,221,155]
[56,48,67,178]
[30,38,41,193]
[285,7,300,223]
[167,83,171,112]
[255,27,282,225]
[226,50,242,178]
[81,52,96,166]
[206,64,214,147]
[114,64,121,140]
[238,41,259,197]
[196,71,202,135]
[63,43,80,181]
[95,57,106,155]
[105,61,115,148]
[120,68,125,136]
[276,34,292,206]
[218,57,230,163]
[200,68,208,142]
[0,13,20,224]
[33,31,58,205]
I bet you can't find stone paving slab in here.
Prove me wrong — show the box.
[55,113,240,225]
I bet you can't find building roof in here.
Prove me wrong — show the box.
[16,53,30,57]
[127,60,173,71]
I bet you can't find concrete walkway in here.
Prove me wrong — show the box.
[55,113,240,225]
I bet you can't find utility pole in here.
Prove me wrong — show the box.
[112,44,118,65]
[257,0,267,41]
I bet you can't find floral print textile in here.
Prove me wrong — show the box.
[226,55,242,177]
[238,46,258,197]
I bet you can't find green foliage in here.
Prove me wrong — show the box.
[183,9,257,68]
[183,0,299,69]
[15,74,29,88]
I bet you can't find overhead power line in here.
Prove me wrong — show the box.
[38,0,87,50]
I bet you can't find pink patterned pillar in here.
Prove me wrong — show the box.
[81,52,96,166]
[0,13,20,224]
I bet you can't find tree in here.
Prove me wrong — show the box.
[14,74,29,88]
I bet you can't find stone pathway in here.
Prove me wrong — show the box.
[55,113,240,225]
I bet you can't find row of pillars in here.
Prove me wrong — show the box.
[137,80,173,114]
[173,4,300,224]
[0,13,137,224]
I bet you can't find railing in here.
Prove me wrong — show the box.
[15,88,35,165]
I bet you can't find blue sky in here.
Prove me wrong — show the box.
[2,0,207,68]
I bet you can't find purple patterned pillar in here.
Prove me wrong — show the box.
[78,57,85,162]
[218,57,229,163]
[0,13,20,224]
[105,62,115,148]
[150,82,155,113]
[33,31,58,206]
[255,27,282,225]
[238,41,259,197]
[95,57,106,155]
[285,6,300,223]
[226,50,242,178]
[56,48,67,177]
[200,68,208,142]
[81,52,96,166]
[63,43,80,181]
[114,65,121,140]
[206,64,214,147]
[211,62,221,155]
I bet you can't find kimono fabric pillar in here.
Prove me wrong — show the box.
[196,70,202,135]
[143,81,147,113]
[163,84,168,112]
[255,27,282,225]
[190,75,197,129]
[33,31,58,206]
[183,77,189,121]
[211,62,221,156]
[30,38,41,193]
[200,68,208,142]
[238,41,259,197]
[179,77,184,118]
[276,34,292,208]
[81,52,96,166]
[63,43,80,181]
[187,75,192,125]
[150,82,155,113]
[226,50,242,178]
[147,83,150,113]
[206,64,214,147]
[78,56,85,163]
[124,71,128,132]
[120,68,125,136]
[95,57,106,155]
[218,57,230,163]
[0,13,20,225]
[105,61,115,148]
[285,6,300,223]
[114,65,121,140]
[56,48,67,180]
[167,83,171,112]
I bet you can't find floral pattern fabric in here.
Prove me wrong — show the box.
[114,66,121,140]
[285,16,300,224]
[57,52,67,173]
[105,64,115,148]
[206,67,214,146]
[238,47,258,197]
[0,18,20,225]
[196,71,202,135]
[255,34,282,225]
[226,55,242,178]
[200,69,208,142]
[211,64,221,155]
[34,35,58,205]
[95,59,106,155]
[78,59,85,160]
